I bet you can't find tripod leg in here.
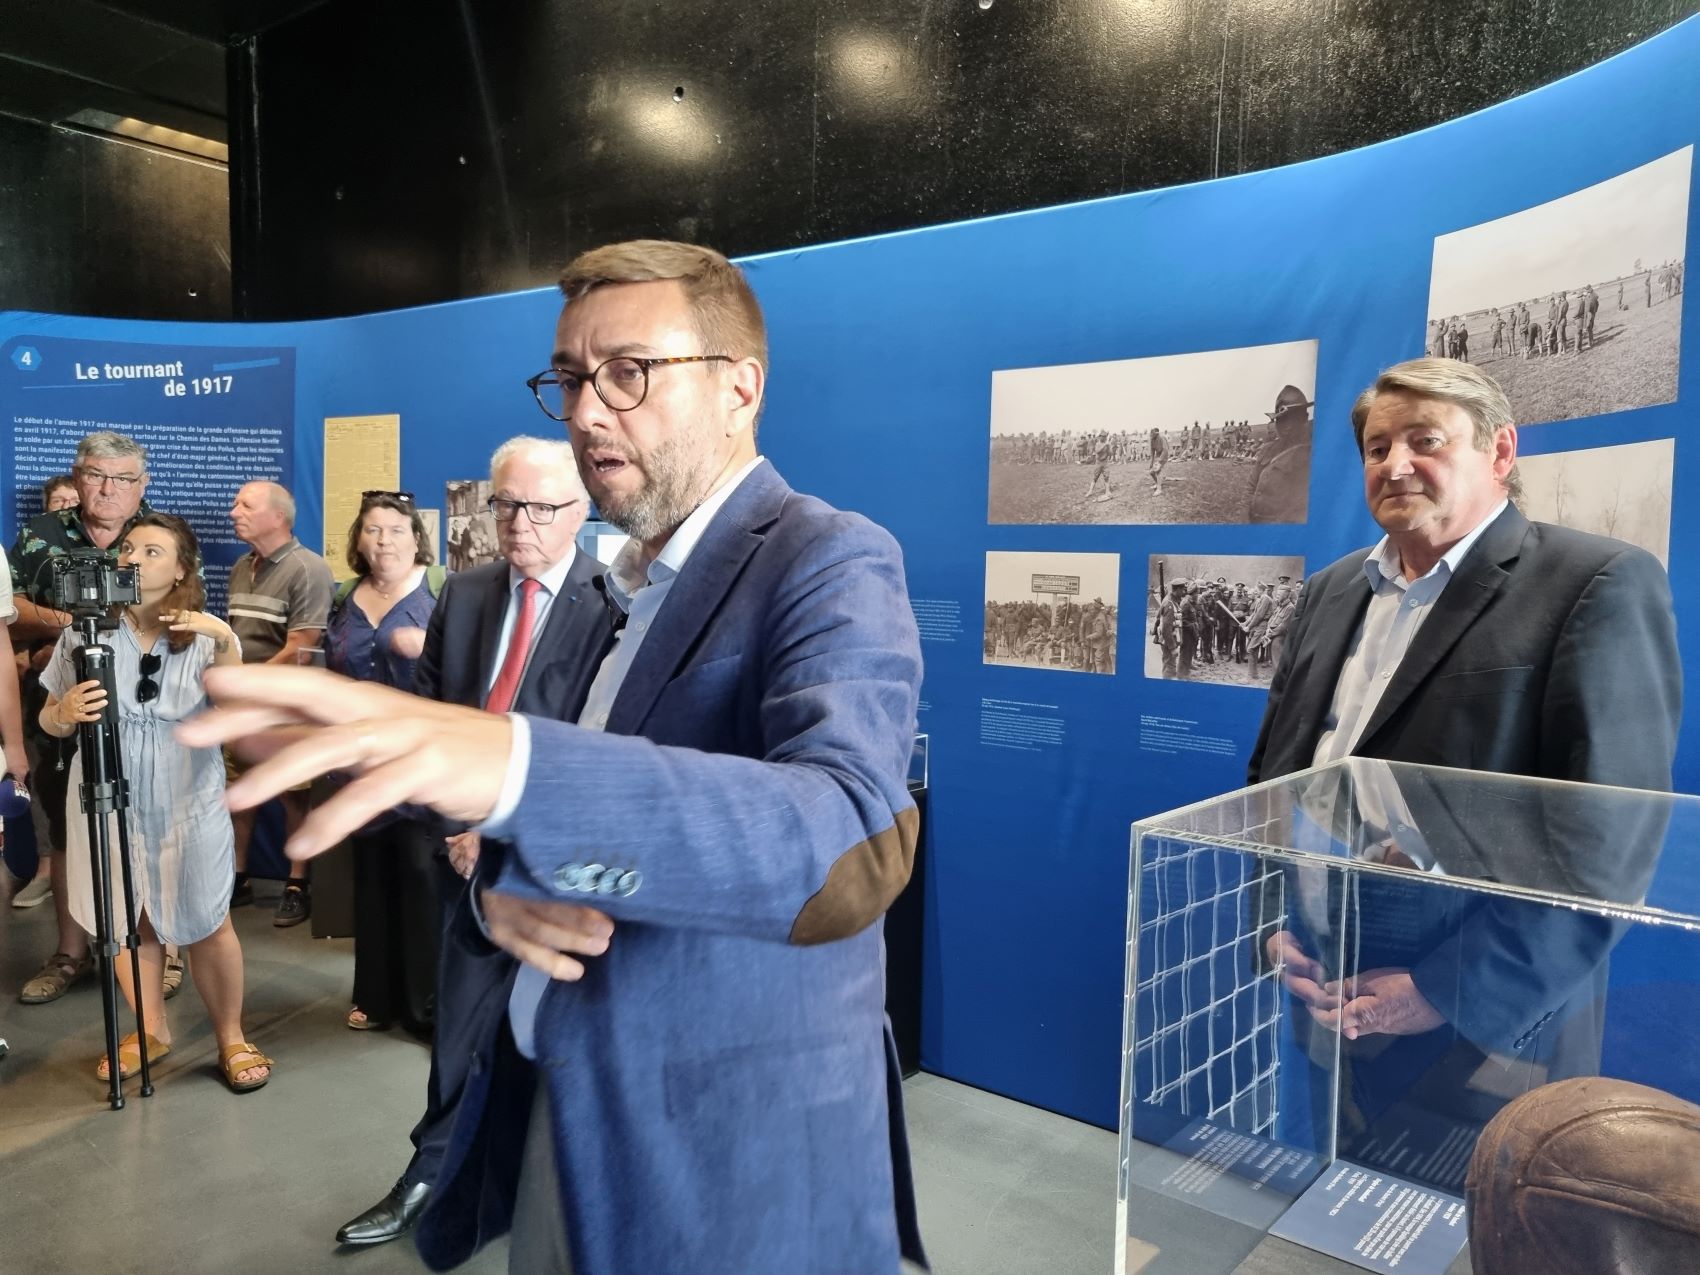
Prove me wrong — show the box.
[71,635,149,1109]
[87,807,126,1111]
[112,798,153,1097]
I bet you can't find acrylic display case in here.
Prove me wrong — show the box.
[1118,759,1700,1274]
[908,732,929,791]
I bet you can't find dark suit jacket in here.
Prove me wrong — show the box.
[1248,505,1680,1145]
[412,551,610,718]
[405,550,613,1184]
[415,461,927,1275]
[1249,503,1680,791]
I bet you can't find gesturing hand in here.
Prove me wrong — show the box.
[162,610,230,638]
[480,890,613,981]
[176,665,516,860]
[389,626,428,660]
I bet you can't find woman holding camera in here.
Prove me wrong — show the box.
[40,512,272,1092]
[324,491,443,1036]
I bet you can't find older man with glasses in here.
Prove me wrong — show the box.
[9,431,153,1004]
[335,436,614,1250]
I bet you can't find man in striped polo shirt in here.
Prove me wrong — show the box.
[226,481,334,925]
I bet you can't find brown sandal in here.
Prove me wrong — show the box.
[95,1032,170,1081]
[20,951,93,1004]
[163,953,186,1001]
[220,1042,273,1093]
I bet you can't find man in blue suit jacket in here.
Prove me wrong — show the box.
[335,436,614,1247]
[187,240,926,1275]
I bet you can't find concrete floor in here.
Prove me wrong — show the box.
[0,873,1458,1275]
[0,876,1120,1275]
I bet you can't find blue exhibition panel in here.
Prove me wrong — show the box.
[3,17,1695,1128]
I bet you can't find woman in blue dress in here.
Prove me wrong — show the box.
[41,512,272,1092]
[324,491,443,1035]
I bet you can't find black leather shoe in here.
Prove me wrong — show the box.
[335,1177,431,1246]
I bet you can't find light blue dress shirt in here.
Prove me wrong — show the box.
[1311,500,1508,767]
[491,456,768,1059]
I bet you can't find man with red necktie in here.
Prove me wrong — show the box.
[334,434,614,1249]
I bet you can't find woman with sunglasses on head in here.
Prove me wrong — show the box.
[324,491,444,1036]
[39,512,272,1093]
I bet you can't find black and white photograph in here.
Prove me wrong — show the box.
[983,550,1120,676]
[1143,553,1304,689]
[1427,146,1690,427]
[987,339,1318,526]
[1514,438,1674,567]
[445,478,500,572]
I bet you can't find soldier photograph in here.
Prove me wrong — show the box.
[1426,145,1689,426]
[983,550,1120,677]
[1142,553,1303,689]
[987,339,1317,526]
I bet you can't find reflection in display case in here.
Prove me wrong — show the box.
[908,732,929,791]
[1118,760,1700,1274]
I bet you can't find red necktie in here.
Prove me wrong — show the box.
[486,577,541,714]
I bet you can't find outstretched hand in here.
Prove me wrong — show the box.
[177,664,515,860]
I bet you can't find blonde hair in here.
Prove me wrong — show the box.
[1350,357,1523,502]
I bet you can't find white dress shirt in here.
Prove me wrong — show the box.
[489,456,768,1059]
[483,547,581,703]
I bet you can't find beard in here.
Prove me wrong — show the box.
[589,423,722,544]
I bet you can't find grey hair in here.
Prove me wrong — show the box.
[1349,357,1524,503]
[490,436,586,496]
[264,482,297,526]
[76,430,148,474]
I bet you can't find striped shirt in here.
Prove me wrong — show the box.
[227,537,334,663]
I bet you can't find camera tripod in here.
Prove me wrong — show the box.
[69,611,154,1109]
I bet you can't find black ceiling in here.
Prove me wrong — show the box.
[0,0,325,143]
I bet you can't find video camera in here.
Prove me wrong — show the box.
[49,548,139,620]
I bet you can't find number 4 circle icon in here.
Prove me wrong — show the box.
[10,346,42,372]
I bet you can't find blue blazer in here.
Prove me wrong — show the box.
[407,551,614,1186]
[416,462,927,1275]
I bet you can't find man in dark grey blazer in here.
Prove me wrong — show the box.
[1248,356,1679,1176]
[336,436,614,1248]
[1249,356,1679,792]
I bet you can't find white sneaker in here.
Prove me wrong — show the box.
[11,876,52,909]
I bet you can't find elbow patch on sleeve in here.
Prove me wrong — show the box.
[788,805,920,946]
